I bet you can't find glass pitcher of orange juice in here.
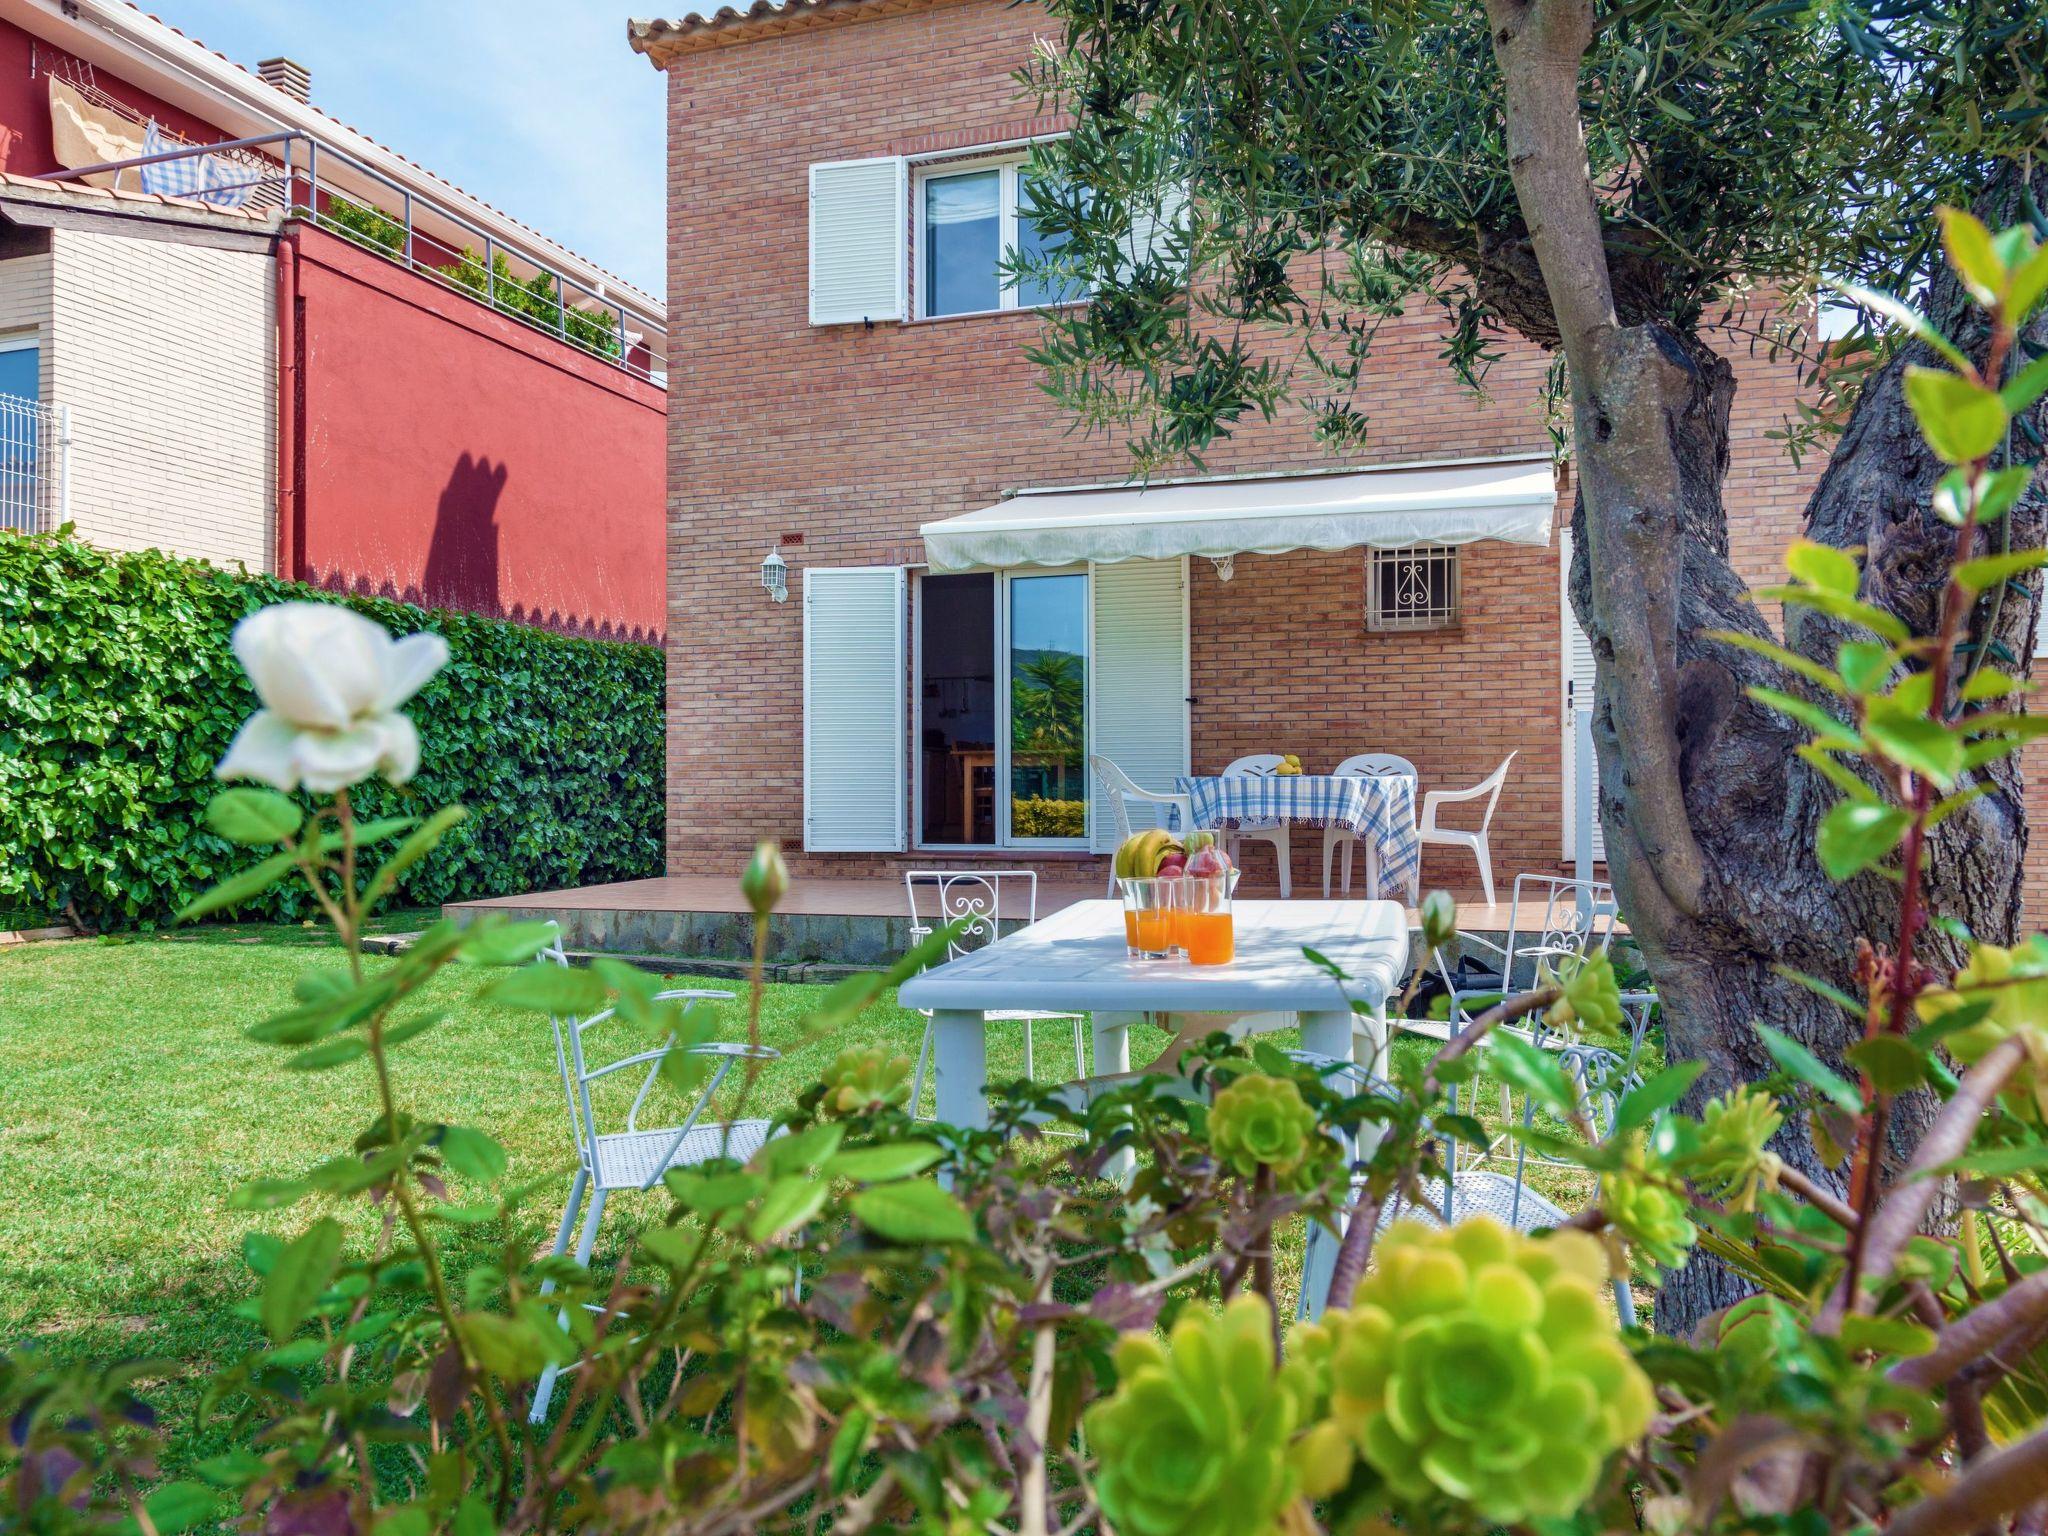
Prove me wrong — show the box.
[1181,872,1234,965]
[1118,877,1180,960]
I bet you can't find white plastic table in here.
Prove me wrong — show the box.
[898,898,1410,1297]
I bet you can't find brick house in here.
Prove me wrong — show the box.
[629,0,2048,910]
[0,0,669,642]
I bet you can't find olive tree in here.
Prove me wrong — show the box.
[1017,0,2048,1327]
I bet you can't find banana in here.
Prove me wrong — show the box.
[1115,829,1184,879]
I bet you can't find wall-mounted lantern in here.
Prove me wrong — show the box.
[761,547,789,603]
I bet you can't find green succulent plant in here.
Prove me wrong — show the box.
[1086,1295,1317,1536]
[819,1047,912,1117]
[1688,1087,1786,1210]
[1304,1217,1653,1523]
[1605,1166,1698,1277]
[1543,951,1627,1037]
[1918,942,2048,1121]
[1208,1073,1323,1186]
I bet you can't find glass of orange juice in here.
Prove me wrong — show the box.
[1182,873,1234,966]
[1118,876,1180,960]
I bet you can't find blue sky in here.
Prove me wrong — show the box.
[162,0,669,297]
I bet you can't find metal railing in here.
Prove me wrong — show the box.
[35,131,665,384]
[0,395,69,535]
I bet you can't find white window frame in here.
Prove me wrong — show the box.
[1366,544,1461,633]
[910,565,1093,852]
[911,149,1079,321]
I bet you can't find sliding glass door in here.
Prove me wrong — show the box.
[916,569,1089,849]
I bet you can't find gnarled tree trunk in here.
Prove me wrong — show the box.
[1485,0,2045,1334]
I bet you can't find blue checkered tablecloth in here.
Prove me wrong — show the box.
[1175,773,1420,901]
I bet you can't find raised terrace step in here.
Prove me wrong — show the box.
[443,876,1547,976]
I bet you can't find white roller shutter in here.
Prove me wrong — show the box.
[804,566,908,852]
[1560,529,1605,863]
[808,157,907,325]
[1088,558,1190,851]
[1119,180,1190,285]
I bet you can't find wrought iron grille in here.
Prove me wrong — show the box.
[1367,544,1460,632]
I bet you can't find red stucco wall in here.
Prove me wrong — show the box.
[289,225,668,643]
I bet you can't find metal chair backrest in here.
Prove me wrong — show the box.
[1221,752,1285,778]
[1333,752,1416,779]
[905,869,1038,964]
[1506,871,1618,979]
[538,928,747,1181]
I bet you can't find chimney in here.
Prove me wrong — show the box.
[256,57,311,103]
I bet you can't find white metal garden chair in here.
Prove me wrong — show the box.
[1219,752,1293,898]
[1320,751,1417,898]
[530,934,777,1421]
[904,871,1089,1119]
[1090,754,1195,895]
[1390,873,1656,1162]
[1292,1044,1639,1324]
[1417,751,1516,907]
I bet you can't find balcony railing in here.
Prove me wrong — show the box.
[37,131,665,385]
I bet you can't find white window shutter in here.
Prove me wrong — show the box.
[1560,530,1605,863]
[804,566,907,852]
[1088,558,1190,852]
[808,157,906,326]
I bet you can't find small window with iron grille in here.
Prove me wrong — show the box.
[1366,545,1460,632]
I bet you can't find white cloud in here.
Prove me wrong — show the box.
[158,0,668,296]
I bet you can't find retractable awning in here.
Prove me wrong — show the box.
[920,457,1556,573]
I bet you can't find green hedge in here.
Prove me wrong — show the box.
[0,531,665,928]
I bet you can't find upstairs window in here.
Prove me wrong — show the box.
[917,157,1082,319]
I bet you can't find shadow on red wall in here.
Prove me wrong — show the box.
[421,452,508,616]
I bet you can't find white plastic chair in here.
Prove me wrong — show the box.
[1090,754,1196,896]
[530,936,774,1421]
[1321,752,1417,898]
[1219,752,1292,898]
[1417,751,1515,906]
[904,871,1088,1116]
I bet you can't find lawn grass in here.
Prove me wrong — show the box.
[0,920,1184,1440]
[2,917,1612,1468]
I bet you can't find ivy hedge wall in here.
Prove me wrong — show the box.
[0,531,666,928]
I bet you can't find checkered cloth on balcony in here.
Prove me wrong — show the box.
[138,122,256,209]
[1176,772,1420,900]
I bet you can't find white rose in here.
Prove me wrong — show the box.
[215,602,448,795]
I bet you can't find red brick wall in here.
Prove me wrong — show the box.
[658,0,2041,916]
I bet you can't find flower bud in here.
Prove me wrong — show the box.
[1419,889,1458,953]
[741,839,788,918]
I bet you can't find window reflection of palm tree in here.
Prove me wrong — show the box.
[1012,650,1083,805]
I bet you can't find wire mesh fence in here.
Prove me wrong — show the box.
[0,396,67,536]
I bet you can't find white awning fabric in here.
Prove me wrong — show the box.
[921,458,1556,572]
